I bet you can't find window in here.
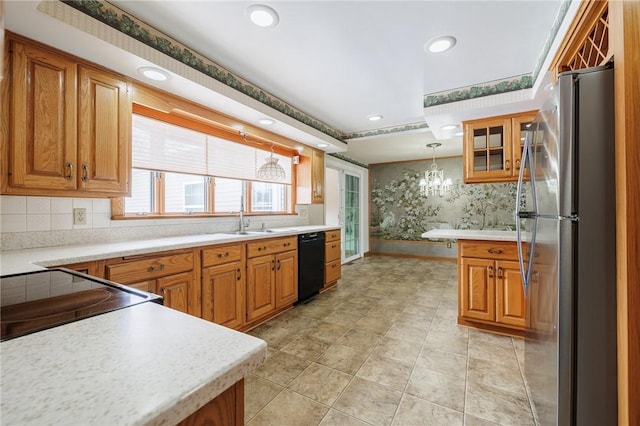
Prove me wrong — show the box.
[119,113,294,217]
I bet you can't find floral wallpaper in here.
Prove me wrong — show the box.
[370,157,527,241]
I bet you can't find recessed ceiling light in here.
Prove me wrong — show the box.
[247,4,279,28]
[440,124,458,131]
[368,114,383,121]
[317,143,329,148]
[258,118,275,125]
[425,36,457,54]
[137,66,169,81]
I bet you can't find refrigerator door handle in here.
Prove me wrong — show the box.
[516,133,536,295]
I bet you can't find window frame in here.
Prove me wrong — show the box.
[112,103,298,219]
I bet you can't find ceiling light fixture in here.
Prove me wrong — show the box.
[419,143,452,197]
[440,124,458,131]
[455,131,464,137]
[368,114,383,121]
[247,4,279,28]
[258,118,275,125]
[425,36,457,54]
[317,143,329,148]
[137,66,169,81]
[256,144,286,181]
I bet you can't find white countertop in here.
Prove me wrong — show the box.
[0,302,267,425]
[421,229,519,242]
[0,225,339,275]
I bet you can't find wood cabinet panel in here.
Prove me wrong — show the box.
[176,379,243,426]
[495,260,526,328]
[202,244,242,268]
[246,236,296,258]
[325,240,341,263]
[325,259,341,285]
[77,65,130,194]
[460,257,495,322]
[202,261,244,330]
[8,40,77,191]
[106,252,194,283]
[275,250,297,308]
[296,148,324,204]
[246,254,276,321]
[157,272,191,314]
[127,280,155,293]
[459,241,519,261]
[325,229,340,243]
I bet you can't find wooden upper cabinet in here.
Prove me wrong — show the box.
[296,148,324,204]
[7,40,78,191]
[463,111,537,183]
[78,65,131,195]
[2,34,131,197]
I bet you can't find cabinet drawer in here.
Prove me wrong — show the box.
[202,244,242,268]
[459,241,518,261]
[325,259,341,284]
[326,229,341,243]
[247,237,297,258]
[325,241,341,263]
[106,252,194,284]
[127,280,155,293]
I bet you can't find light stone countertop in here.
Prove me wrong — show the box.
[421,229,519,242]
[0,302,267,425]
[0,225,339,275]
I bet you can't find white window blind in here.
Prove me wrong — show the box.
[133,115,208,175]
[133,114,292,184]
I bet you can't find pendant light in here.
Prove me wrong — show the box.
[419,143,452,197]
[256,142,286,181]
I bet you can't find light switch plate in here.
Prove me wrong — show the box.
[73,208,87,225]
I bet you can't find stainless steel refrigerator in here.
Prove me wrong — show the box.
[516,65,617,425]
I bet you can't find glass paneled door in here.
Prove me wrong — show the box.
[344,173,360,261]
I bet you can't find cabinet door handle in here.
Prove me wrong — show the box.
[488,266,494,278]
[271,260,275,271]
[159,287,165,294]
[505,160,511,171]
[81,163,89,182]
[65,161,73,180]
[497,267,504,279]
[277,259,281,270]
[532,271,540,283]
[488,248,503,254]
[332,244,337,248]
[236,268,241,281]
[515,159,521,170]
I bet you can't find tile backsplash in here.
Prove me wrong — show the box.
[0,196,311,251]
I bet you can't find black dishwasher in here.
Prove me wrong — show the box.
[297,231,325,303]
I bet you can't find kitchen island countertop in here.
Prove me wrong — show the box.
[421,229,519,242]
[0,301,267,425]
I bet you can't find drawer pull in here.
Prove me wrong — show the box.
[488,266,494,278]
[147,266,155,272]
[159,263,165,270]
[488,248,503,254]
[497,267,504,279]
[332,244,337,248]
[217,252,230,258]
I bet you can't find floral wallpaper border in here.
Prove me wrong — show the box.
[342,122,429,140]
[531,0,572,82]
[423,74,534,108]
[328,153,369,169]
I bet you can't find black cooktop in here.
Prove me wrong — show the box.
[0,269,162,341]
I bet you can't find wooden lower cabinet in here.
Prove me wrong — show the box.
[458,241,525,335]
[275,250,297,308]
[177,379,244,426]
[156,272,190,314]
[246,254,276,321]
[323,229,342,290]
[202,261,244,330]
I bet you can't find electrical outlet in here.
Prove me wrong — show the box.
[73,208,87,225]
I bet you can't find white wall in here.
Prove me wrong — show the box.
[324,168,340,227]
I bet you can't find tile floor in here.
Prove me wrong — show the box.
[245,256,534,426]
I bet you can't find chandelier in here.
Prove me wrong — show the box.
[419,143,452,197]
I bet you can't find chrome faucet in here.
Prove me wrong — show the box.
[239,195,250,232]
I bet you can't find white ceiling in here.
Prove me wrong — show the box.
[4,0,571,165]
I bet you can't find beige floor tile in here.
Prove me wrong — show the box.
[372,336,421,365]
[288,363,352,406]
[353,315,394,334]
[281,334,332,361]
[244,374,284,422]
[467,335,518,368]
[464,413,501,425]
[316,343,371,375]
[384,321,428,344]
[406,365,466,411]
[367,306,403,320]
[318,409,370,426]
[418,348,468,379]
[465,381,535,425]
[391,393,463,426]
[304,321,350,343]
[393,312,433,330]
[323,310,366,326]
[356,352,413,391]
[336,329,382,352]
[424,329,469,356]
[402,303,438,320]
[333,377,403,426]
[252,351,312,386]
[268,313,320,333]
[248,324,300,350]
[467,356,527,396]
[247,389,329,426]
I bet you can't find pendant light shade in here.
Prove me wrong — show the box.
[256,144,286,181]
